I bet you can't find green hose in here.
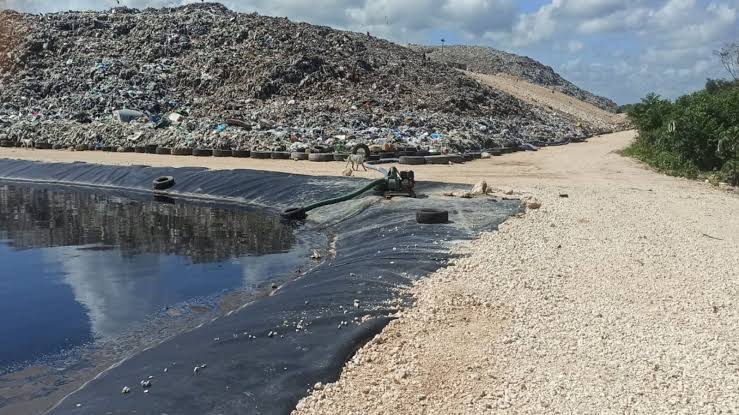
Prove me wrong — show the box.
[282,178,386,220]
[303,178,386,212]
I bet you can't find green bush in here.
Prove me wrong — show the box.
[625,84,739,185]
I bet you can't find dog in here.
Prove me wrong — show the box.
[345,154,367,171]
[20,138,34,149]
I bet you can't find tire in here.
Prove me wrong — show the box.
[281,207,307,221]
[213,149,233,157]
[75,144,88,151]
[118,146,135,153]
[52,144,64,150]
[145,144,158,154]
[34,142,51,149]
[0,140,12,148]
[155,147,171,155]
[135,146,147,153]
[379,152,396,159]
[333,153,349,161]
[463,154,473,162]
[416,209,448,224]
[291,152,309,160]
[270,151,290,159]
[351,144,371,158]
[308,153,334,162]
[412,150,430,157]
[171,147,193,156]
[368,154,381,161]
[252,150,272,159]
[193,148,213,157]
[500,147,515,154]
[399,156,426,165]
[449,154,465,164]
[232,149,251,158]
[152,175,175,190]
[424,155,452,164]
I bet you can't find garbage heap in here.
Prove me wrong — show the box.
[0,3,604,152]
[410,45,619,113]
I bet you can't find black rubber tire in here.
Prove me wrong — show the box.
[252,150,272,159]
[351,144,371,158]
[135,146,147,153]
[152,175,175,190]
[193,148,213,157]
[75,144,88,151]
[425,155,452,164]
[463,154,473,162]
[145,144,158,154]
[291,152,309,160]
[0,140,12,148]
[399,156,426,165]
[333,153,349,161]
[428,151,441,156]
[171,147,193,156]
[155,147,171,155]
[232,149,251,158]
[270,151,290,159]
[368,154,381,161]
[281,207,307,221]
[416,209,449,224]
[379,152,396,159]
[213,149,233,157]
[34,142,51,149]
[500,147,515,154]
[118,146,135,153]
[52,144,64,150]
[412,150,430,157]
[309,153,334,162]
[448,154,465,164]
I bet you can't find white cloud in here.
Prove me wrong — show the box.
[567,40,584,53]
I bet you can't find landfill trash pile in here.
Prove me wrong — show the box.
[411,45,619,113]
[0,4,605,153]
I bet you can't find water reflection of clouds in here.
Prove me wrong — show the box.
[43,247,163,339]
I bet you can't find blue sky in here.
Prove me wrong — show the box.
[2,0,738,104]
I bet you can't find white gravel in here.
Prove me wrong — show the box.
[293,131,739,414]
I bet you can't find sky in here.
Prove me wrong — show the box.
[1,0,738,104]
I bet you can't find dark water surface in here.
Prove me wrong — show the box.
[0,182,314,374]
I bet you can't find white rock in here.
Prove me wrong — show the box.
[471,180,488,195]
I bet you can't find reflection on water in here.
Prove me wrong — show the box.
[0,184,294,262]
[0,183,309,374]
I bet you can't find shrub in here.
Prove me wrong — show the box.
[625,85,739,185]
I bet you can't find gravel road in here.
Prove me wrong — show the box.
[291,130,739,414]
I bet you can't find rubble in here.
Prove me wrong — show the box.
[410,45,619,113]
[0,4,597,152]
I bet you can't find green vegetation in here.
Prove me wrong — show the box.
[623,79,739,186]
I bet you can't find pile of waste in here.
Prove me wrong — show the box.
[412,45,618,113]
[0,3,604,152]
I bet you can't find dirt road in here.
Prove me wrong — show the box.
[2,131,738,413]
[466,71,627,132]
[290,130,739,414]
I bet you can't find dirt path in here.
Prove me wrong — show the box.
[288,130,739,414]
[466,71,627,131]
[2,131,738,413]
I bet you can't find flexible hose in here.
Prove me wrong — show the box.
[301,178,386,213]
